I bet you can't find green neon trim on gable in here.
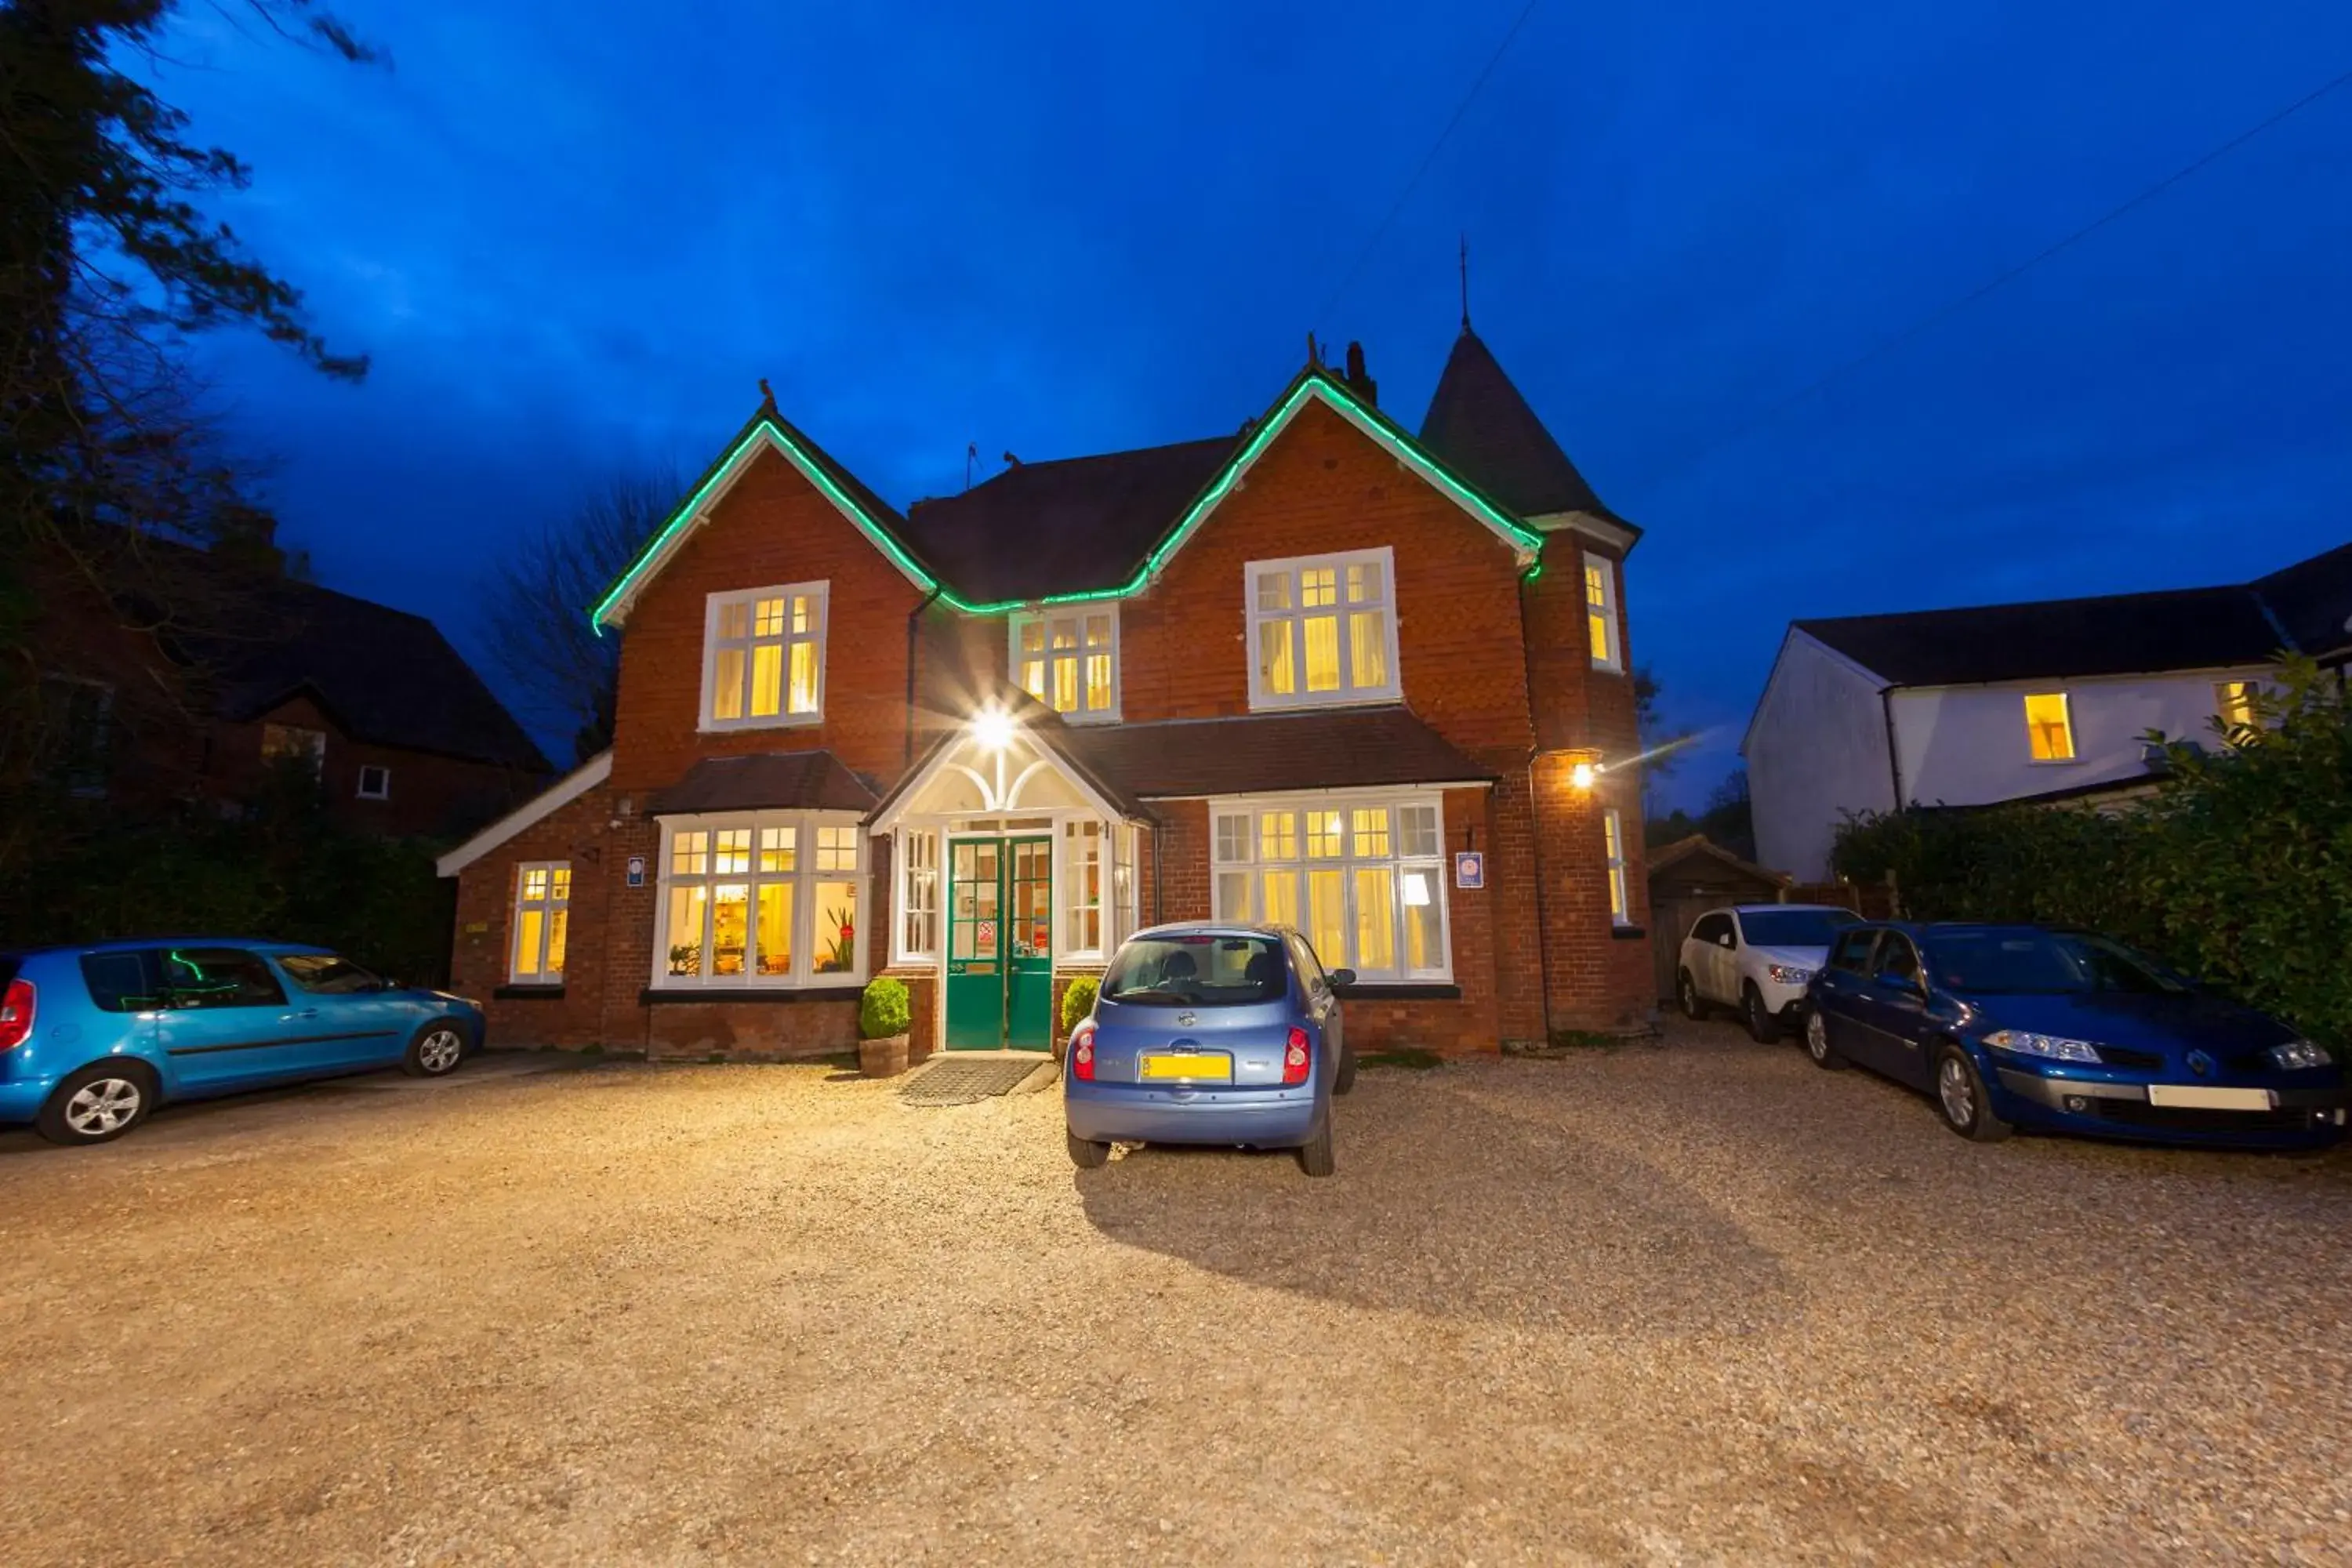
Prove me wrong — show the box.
[590,419,938,632]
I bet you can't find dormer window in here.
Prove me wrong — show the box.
[1246,547,1400,710]
[1011,607,1118,721]
[702,583,826,731]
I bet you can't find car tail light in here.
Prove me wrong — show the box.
[1069,1020,1096,1082]
[1283,1025,1310,1086]
[0,978,34,1052]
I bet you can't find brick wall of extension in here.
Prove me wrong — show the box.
[450,395,1653,1060]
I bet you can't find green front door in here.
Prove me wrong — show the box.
[944,836,1054,1049]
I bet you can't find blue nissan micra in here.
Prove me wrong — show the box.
[0,939,486,1146]
[1064,923,1354,1176]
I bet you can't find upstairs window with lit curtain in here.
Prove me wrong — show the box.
[1209,794,1448,980]
[1246,548,1401,710]
[702,583,826,730]
[2024,691,2076,761]
[1583,550,1622,672]
[1011,608,1118,721]
[510,862,570,983]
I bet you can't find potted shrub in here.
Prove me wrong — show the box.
[1057,975,1100,1063]
[858,977,912,1078]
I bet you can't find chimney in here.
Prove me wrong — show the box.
[1343,340,1377,406]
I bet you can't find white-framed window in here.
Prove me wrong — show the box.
[1245,547,1401,710]
[2024,691,2076,762]
[1110,823,1139,950]
[1209,792,1448,980]
[895,828,940,963]
[655,811,866,988]
[1062,820,1105,958]
[357,764,390,800]
[1011,607,1119,721]
[1602,808,1632,927]
[1584,550,1622,672]
[511,861,570,982]
[701,582,826,731]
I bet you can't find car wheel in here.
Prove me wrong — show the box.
[1677,969,1708,1021]
[1804,1008,1846,1070]
[1934,1044,2013,1143]
[403,1022,468,1078]
[1333,1046,1357,1096]
[1742,983,1780,1044]
[1066,1128,1111,1168]
[37,1062,158,1146]
[1296,1116,1335,1178]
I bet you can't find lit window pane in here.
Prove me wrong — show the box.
[1216,869,1251,922]
[719,601,749,639]
[750,643,783,716]
[1259,811,1297,860]
[1052,655,1077,712]
[791,594,813,635]
[1084,613,1111,648]
[1257,572,1291,612]
[1352,808,1390,857]
[1346,561,1383,604]
[1348,610,1388,689]
[713,648,746,720]
[550,867,572,901]
[1403,869,1441,970]
[1050,620,1078,650]
[1304,811,1341,858]
[753,597,786,637]
[514,909,544,978]
[1214,814,1250,863]
[1085,653,1113,711]
[1584,561,1606,609]
[2216,681,2256,729]
[817,824,858,872]
[714,829,751,874]
[671,832,707,876]
[1399,805,1439,857]
[1304,615,1341,691]
[1589,609,1613,664]
[1306,869,1345,966]
[756,883,793,975]
[813,881,857,973]
[1354,866,1396,973]
[666,887,706,975]
[1259,619,1296,695]
[1261,870,1300,928]
[546,908,568,976]
[788,641,820,713]
[760,826,796,872]
[521,867,547,901]
[1301,568,1338,608]
[1021,659,1047,700]
[2024,693,2074,761]
[711,884,750,975]
[1020,619,1044,652]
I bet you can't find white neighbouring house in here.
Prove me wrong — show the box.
[1744,539,2352,881]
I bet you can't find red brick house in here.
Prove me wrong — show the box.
[437,330,1651,1058]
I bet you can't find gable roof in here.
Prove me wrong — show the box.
[209,579,550,772]
[2252,540,2352,659]
[593,361,1548,625]
[1645,834,1789,888]
[1419,328,1630,528]
[1795,584,2285,688]
[435,750,612,877]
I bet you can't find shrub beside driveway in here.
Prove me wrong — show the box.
[1,1028,2347,1563]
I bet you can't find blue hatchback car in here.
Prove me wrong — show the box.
[1805,922,2347,1149]
[1064,923,1353,1176]
[0,939,487,1146]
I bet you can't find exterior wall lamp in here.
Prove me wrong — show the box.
[1566,749,1602,791]
[971,706,1018,751]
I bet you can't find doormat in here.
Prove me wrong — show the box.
[899,1057,1047,1107]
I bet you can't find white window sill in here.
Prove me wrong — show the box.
[1245,689,1403,714]
[2026,757,2085,767]
[699,713,824,735]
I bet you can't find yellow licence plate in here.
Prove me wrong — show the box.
[1141,1053,1231,1083]
[2147,1084,2274,1111]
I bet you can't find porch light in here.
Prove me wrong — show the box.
[971,706,1018,751]
[1568,752,1600,791]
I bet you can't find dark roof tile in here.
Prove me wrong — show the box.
[1419,329,1625,524]
[1055,707,1495,799]
[1796,586,2284,687]
[2252,540,2352,659]
[648,751,879,815]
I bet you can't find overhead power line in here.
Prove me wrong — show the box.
[1313,0,1541,327]
[1628,60,2352,496]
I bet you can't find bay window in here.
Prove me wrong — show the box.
[1011,608,1119,721]
[655,811,866,987]
[1209,793,1448,980]
[1246,548,1401,710]
[702,583,826,730]
[510,862,570,983]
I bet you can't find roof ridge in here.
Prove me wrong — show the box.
[1797,580,2259,626]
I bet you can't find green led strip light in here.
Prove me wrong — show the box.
[593,372,1542,629]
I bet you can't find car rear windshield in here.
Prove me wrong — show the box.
[1740,909,1859,947]
[1927,930,2188,996]
[1102,934,1287,1008]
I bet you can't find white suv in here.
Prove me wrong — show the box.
[1676,905,1861,1042]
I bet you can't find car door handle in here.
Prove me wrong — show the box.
[292,1008,320,1020]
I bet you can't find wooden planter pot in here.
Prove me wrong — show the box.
[858,1034,911,1079]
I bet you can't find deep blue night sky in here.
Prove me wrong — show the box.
[151,2,2352,803]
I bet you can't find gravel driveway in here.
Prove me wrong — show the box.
[4,1026,2349,1565]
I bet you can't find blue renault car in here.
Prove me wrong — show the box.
[1064,922,1353,1176]
[1804,922,2346,1148]
[0,939,487,1146]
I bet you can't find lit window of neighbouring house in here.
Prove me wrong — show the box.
[658,812,864,987]
[356,764,390,800]
[1246,548,1400,710]
[1602,809,1631,927]
[511,862,570,982]
[1210,794,1447,979]
[1011,608,1118,721]
[702,583,826,730]
[261,723,325,775]
[1584,551,1622,672]
[2215,681,2258,732]
[896,829,939,963]
[2024,692,2076,761]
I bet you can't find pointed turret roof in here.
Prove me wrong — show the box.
[1419,328,1628,527]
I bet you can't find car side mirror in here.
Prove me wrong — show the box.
[1329,968,1357,989]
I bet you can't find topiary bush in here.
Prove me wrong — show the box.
[858,976,911,1040]
[1060,975,1099,1035]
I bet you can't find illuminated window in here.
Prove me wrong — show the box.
[703,582,826,729]
[1246,548,1401,710]
[261,723,325,776]
[656,812,865,987]
[2215,681,2258,733]
[1010,608,1119,721]
[2024,692,2076,761]
[1062,820,1104,956]
[510,861,570,983]
[1602,809,1631,927]
[1210,793,1449,980]
[895,829,938,962]
[1583,550,1622,672]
